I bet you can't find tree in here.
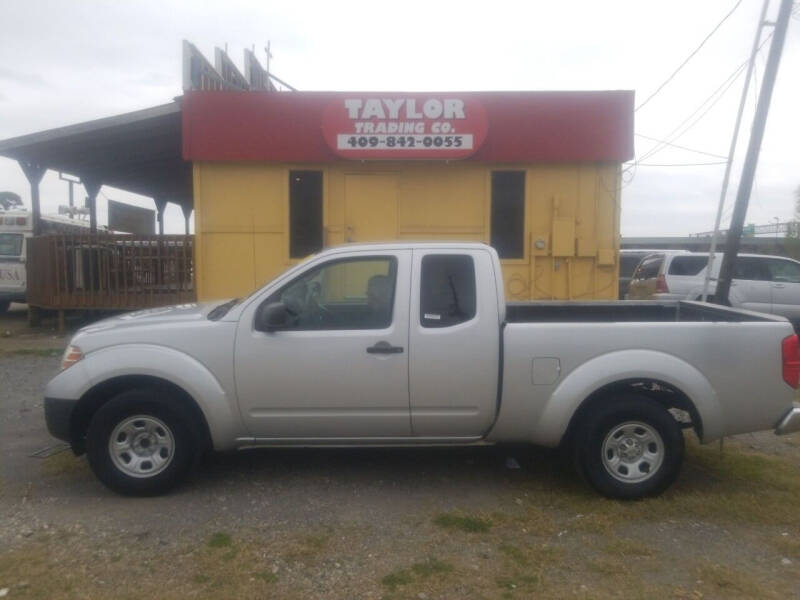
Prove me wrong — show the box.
[792,185,800,238]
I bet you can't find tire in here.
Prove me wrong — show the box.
[574,394,684,499]
[0,301,9,314]
[86,389,196,496]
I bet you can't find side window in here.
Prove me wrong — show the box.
[668,256,709,276]
[289,170,323,259]
[766,259,800,283]
[490,171,525,259]
[733,257,769,281]
[420,254,476,328]
[268,256,396,330]
[634,255,663,280]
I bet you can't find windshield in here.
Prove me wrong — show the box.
[0,233,23,257]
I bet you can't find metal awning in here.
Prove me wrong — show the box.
[0,101,191,233]
[0,101,189,201]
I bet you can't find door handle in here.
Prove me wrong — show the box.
[366,341,404,354]
[773,284,786,289]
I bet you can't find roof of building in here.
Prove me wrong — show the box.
[0,102,191,204]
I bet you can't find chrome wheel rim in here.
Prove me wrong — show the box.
[601,421,664,484]
[109,415,174,478]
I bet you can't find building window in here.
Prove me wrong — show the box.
[289,171,323,258]
[490,171,525,259]
[420,254,476,328]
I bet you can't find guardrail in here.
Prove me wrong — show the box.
[26,234,195,310]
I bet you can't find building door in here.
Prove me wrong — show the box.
[344,174,398,243]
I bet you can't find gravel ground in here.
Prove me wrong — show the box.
[1,313,800,599]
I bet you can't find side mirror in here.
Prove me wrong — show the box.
[255,302,291,332]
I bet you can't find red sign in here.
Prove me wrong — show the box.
[321,96,488,160]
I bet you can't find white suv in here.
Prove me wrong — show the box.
[626,251,800,324]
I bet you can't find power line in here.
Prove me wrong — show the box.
[632,29,775,169]
[636,0,744,112]
[628,60,748,171]
[634,133,728,159]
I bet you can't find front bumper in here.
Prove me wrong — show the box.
[775,404,800,436]
[44,397,78,442]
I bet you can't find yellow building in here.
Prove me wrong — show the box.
[183,91,634,301]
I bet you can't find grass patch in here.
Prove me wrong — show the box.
[382,558,454,592]
[410,558,454,578]
[495,573,540,591]
[255,571,278,583]
[381,568,413,591]
[603,537,656,558]
[772,535,800,559]
[695,562,768,597]
[587,556,627,576]
[433,512,491,533]
[284,531,331,561]
[207,532,232,548]
[498,543,528,565]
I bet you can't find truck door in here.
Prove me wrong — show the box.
[408,249,500,437]
[234,250,411,439]
[731,257,772,313]
[764,258,800,320]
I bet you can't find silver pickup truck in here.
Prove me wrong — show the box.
[44,242,800,498]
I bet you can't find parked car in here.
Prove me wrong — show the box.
[618,249,688,299]
[626,251,800,325]
[44,243,800,499]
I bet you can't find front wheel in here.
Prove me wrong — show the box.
[86,389,196,496]
[574,395,684,499]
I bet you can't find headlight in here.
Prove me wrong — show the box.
[61,345,83,370]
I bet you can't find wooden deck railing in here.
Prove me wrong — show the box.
[26,234,195,310]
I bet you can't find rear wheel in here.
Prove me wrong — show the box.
[574,395,684,499]
[86,389,196,496]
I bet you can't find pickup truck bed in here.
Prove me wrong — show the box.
[506,300,776,323]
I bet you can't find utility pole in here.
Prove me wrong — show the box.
[701,0,770,302]
[716,0,794,305]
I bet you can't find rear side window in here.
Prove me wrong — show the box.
[620,254,645,278]
[668,256,709,276]
[733,257,770,281]
[420,255,476,328]
[634,255,663,280]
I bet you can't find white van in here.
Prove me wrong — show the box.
[0,208,94,313]
[627,251,800,323]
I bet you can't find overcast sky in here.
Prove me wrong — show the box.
[1,0,798,236]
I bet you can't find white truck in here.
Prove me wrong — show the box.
[44,243,800,498]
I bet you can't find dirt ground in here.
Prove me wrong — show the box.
[1,306,800,599]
